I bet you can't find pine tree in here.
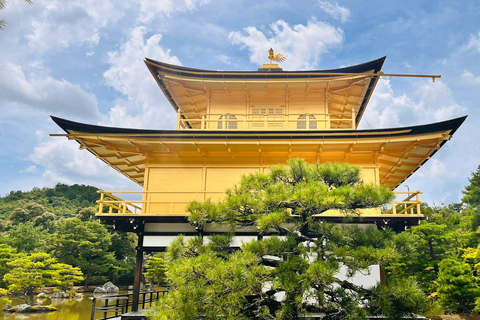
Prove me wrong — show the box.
[3,252,83,304]
[463,165,480,208]
[436,258,480,313]
[151,159,428,320]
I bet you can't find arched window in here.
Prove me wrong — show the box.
[217,114,238,129]
[297,114,317,129]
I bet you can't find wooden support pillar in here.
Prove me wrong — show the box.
[379,264,386,283]
[132,225,145,312]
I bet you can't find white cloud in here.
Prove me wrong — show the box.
[0,63,100,119]
[417,159,456,182]
[318,1,351,23]
[414,81,466,121]
[102,26,181,129]
[462,70,480,85]
[21,165,37,173]
[463,31,480,54]
[135,0,211,23]
[26,1,127,52]
[361,79,466,129]
[217,54,231,65]
[29,132,138,191]
[229,19,344,70]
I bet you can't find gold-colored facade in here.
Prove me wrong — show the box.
[52,57,466,227]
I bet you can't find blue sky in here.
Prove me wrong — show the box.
[1,0,480,205]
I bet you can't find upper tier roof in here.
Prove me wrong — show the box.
[144,57,386,128]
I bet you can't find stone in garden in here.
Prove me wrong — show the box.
[14,304,32,313]
[51,291,67,298]
[102,281,119,293]
[31,305,57,312]
[93,287,107,293]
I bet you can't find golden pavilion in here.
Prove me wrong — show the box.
[52,55,465,312]
[52,55,465,231]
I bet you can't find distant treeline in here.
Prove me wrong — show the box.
[0,183,136,289]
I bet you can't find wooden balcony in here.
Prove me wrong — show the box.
[384,191,423,215]
[176,112,356,130]
[97,190,423,217]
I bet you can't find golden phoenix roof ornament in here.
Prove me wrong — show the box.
[268,48,287,64]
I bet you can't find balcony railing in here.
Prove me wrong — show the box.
[97,190,423,216]
[90,290,167,320]
[383,191,422,215]
[176,112,356,130]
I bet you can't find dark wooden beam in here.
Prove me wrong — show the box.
[132,225,145,312]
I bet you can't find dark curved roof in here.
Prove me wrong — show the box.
[144,56,386,77]
[51,115,466,140]
[51,115,467,190]
[144,57,387,126]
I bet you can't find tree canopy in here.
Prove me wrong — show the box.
[3,252,83,304]
[150,160,428,320]
[0,184,137,287]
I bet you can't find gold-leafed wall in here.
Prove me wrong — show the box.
[142,157,379,216]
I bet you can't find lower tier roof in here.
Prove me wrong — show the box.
[51,116,466,189]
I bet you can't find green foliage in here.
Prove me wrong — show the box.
[150,237,270,320]
[0,183,99,219]
[0,244,23,287]
[145,254,167,287]
[436,258,480,313]
[189,159,394,232]
[463,165,480,209]
[77,207,97,221]
[3,252,83,304]
[49,218,118,285]
[153,160,423,320]
[367,278,428,319]
[5,222,46,253]
[66,289,78,298]
[0,287,11,304]
[0,184,136,287]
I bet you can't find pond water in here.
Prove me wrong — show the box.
[1,293,119,320]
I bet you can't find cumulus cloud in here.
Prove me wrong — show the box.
[318,1,351,23]
[408,158,462,204]
[27,0,127,52]
[0,63,100,119]
[20,165,37,173]
[217,54,231,65]
[228,19,344,70]
[102,26,181,129]
[30,131,138,191]
[417,159,456,181]
[462,70,480,85]
[135,0,211,23]
[361,79,466,129]
[463,31,480,54]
